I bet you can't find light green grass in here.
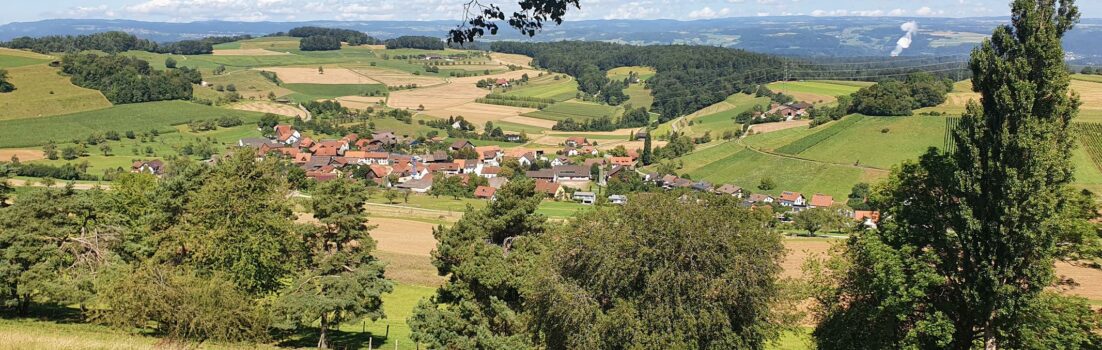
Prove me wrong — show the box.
[369,194,486,213]
[1073,74,1102,83]
[767,328,814,350]
[495,121,549,134]
[536,200,591,218]
[202,69,290,99]
[687,94,770,138]
[744,125,822,151]
[0,48,53,68]
[623,83,654,110]
[284,83,388,101]
[775,115,866,155]
[0,101,263,148]
[783,115,947,169]
[607,66,656,81]
[524,100,619,122]
[0,64,112,120]
[502,75,579,102]
[767,81,865,97]
[676,141,878,199]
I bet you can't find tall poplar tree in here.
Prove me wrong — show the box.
[814,1,1102,349]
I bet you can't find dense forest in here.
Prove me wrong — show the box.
[298,35,343,51]
[0,31,251,55]
[385,36,446,50]
[491,41,787,122]
[287,26,382,46]
[61,53,199,104]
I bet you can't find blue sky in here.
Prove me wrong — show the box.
[3,0,1100,24]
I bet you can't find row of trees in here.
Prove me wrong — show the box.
[384,36,446,50]
[552,105,650,132]
[1,31,250,55]
[287,27,382,46]
[60,53,198,104]
[0,152,392,348]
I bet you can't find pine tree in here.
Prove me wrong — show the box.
[274,179,391,349]
[814,1,1101,349]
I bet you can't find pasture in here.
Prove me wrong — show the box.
[0,48,52,68]
[229,101,307,118]
[501,74,579,102]
[607,66,657,81]
[524,100,619,122]
[687,94,771,137]
[766,80,869,105]
[786,115,948,169]
[425,103,537,130]
[0,64,112,120]
[0,101,263,148]
[388,69,540,111]
[202,69,293,99]
[670,140,884,199]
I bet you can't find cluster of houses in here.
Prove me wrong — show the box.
[644,173,878,226]
[233,126,638,202]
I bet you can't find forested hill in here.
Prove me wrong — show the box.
[492,41,786,122]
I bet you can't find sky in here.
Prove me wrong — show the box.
[3,0,1100,24]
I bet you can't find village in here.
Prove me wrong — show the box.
[180,122,886,228]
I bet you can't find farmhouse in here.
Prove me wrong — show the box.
[131,160,165,175]
[564,137,589,147]
[450,140,475,151]
[274,125,301,144]
[534,180,565,199]
[573,191,597,205]
[748,194,775,204]
[778,191,807,207]
[714,184,744,198]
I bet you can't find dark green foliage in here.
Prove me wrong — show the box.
[302,100,347,116]
[0,69,13,93]
[0,188,82,314]
[815,1,1102,348]
[850,73,952,116]
[60,53,195,104]
[97,265,270,342]
[493,41,786,122]
[0,31,249,55]
[526,193,790,349]
[409,179,546,349]
[288,27,381,46]
[385,36,446,50]
[273,180,391,349]
[14,162,96,181]
[652,132,695,160]
[299,35,342,51]
[849,80,917,116]
[641,132,653,165]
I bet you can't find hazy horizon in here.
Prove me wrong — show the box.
[3,0,1100,25]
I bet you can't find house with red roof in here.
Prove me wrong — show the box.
[809,194,834,208]
[474,186,497,200]
[778,191,806,207]
[274,125,301,144]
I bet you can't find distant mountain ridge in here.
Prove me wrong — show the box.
[3,17,1102,63]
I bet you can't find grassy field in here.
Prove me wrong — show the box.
[284,83,388,101]
[0,101,264,148]
[766,80,869,105]
[0,48,52,68]
[775,115,867,155]
[687,94,770,138]
[535,200,592,218]
[202,69,293,100]
[495,120,549,134]
[670,140,882,199]
[788,115,947,169]
[525,100,620,122]
[0,64,112,120]
[607,66,657,81]
[501,75,579,102]
[1073,74,1102,83]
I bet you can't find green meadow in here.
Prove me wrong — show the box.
[525,100,619,122]
[502,74,579,102]
[0,101,263,148]
[0,64,112,120]
[284,83,388,101]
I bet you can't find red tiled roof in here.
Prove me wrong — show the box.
[534,179,561,194]
[474,186,496,199]
[610,157,635,166]
[810,194,834,207]
[780,191,803,202]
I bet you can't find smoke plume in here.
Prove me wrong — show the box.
[891,21,919,57]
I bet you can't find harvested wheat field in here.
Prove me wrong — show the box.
[212,49,289,56]
[503,116,558,129]
[230,101,307,118]
[347,66,447,87]
[547,127,646,137]
[0,149,44,162]
[254,67,377,84]
[782,239,834,279]
[425,103,536,128]
[370,217,439,257]
[750,120,812,134]
[1055,262,1102,301]
[335,95,387,110]
[388,69,542,111]
[491,53,533,68]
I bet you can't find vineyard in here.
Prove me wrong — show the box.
[944,116,961,153]
[775,115,865,155]
[1074,123,1102,173]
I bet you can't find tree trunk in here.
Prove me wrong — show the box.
[318,313,329,349]
[984,326,998,350]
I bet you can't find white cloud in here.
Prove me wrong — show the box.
[604,2,661,20]
[688,7,731,20]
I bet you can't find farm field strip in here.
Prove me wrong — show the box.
[775,115,865,155]
[0,64,112,120]
[524,100,619,122]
